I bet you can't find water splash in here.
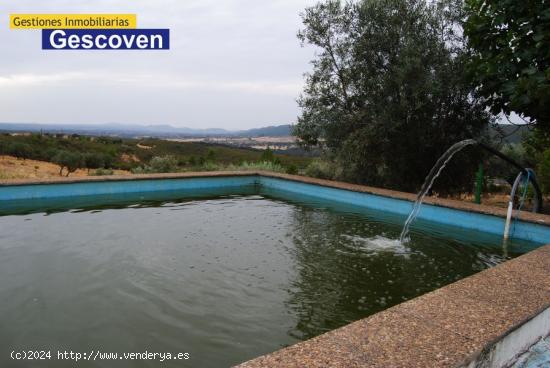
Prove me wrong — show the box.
[399,139,477,243]
[340,234,411,256]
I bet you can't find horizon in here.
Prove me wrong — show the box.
[0,121,294,132]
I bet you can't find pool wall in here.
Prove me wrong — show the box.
[260,176,549,243]
[0,174,258,200]
[1,171,549,244]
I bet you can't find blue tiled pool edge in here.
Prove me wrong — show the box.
[260,177,550,244]
[0,176,259,200]
[0,173,548,244]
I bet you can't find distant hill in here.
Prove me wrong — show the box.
[236,125,292,137]
[1,122,535,143]
[0,122,231,137]
[0,122,293,138]
[489,124,532,144]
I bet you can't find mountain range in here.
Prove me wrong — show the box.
[0,122,529,143]
[0,123,293,138]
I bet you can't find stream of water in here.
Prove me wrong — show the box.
[399,139,478,243]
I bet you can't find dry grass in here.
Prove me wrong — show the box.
[0,155,129,180]
[451,192,550,214]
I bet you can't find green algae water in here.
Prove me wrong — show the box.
[0,192,538,367]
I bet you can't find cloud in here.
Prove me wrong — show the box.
[0,72,302,95]
[0,72,91,86]
[0,0,317,129]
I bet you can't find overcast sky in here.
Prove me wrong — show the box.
[1,0,318,130]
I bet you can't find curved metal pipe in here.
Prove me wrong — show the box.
[477,142,543,213]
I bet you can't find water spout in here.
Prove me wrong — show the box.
[399,139,478,243]
[398,139,542,244]
[503,168,538,241]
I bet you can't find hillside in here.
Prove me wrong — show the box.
[0,133,311,177]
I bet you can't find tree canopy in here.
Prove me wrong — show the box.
[464,0,550,129]
[293,0,492,192]
[52,151,83,176]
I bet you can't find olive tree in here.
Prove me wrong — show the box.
[293,0,492,193]
[83,152,105,173]
[464,0,549,129]
[52,151,83,176]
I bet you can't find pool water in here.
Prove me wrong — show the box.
[0,192,539,367]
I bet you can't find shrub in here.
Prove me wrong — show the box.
[148,155,178,173]
[261,147,274,162]
[83,152,105,172]
[102,154,116,169]
[305,160,335,180]
[286,164,298,175]
[199,161,222,171]
[131,155,178,174]
[260,147,282,165]
[91,168,114,176]
[226,161,285,173]
[206,149,216,162]
[537,149,550,196]
[131,166,146,174]
[177,157,188,166]
[5,142,32,160]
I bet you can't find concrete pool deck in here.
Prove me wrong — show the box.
[1,171,549,367]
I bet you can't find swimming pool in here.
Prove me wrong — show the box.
[0,173,548,367]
